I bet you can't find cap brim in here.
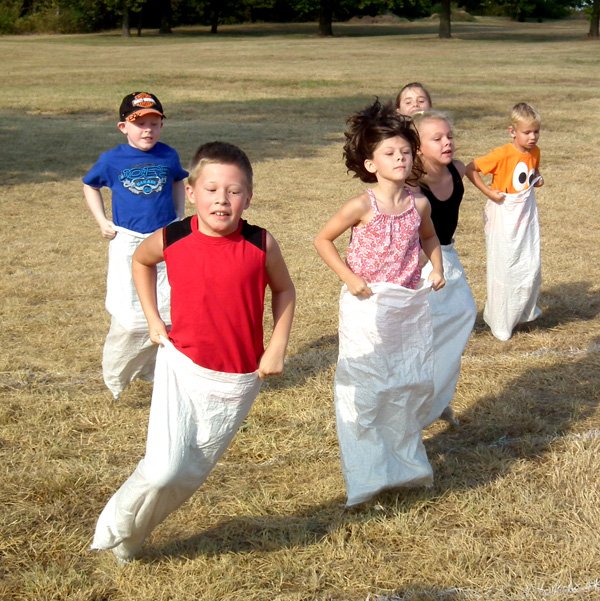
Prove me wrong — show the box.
[125,108,165,122]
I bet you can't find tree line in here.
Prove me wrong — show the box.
[2,0,599,38]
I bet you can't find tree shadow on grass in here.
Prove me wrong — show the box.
[426,334,600,493]
[0,98,499,188]
[0,94,367,187]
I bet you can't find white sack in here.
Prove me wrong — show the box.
[483,182,541,341]
[92,338,261,557]
[335,282,434,507]
[102,316,157,399]
[102,226,172,398]
[420,243,476,427]
[105,226,171,331]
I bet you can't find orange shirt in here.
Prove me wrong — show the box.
[474,143,540,194]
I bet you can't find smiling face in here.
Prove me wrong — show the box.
[186,162,252,237]
[417,118,455,167]
[118,114,163,151]
[364,135,414,184]
[510,119,540,153]
[398,86,432,116]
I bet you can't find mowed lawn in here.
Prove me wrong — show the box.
[1,16,599,601]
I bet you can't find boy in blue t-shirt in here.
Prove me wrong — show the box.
[83,91,188,399]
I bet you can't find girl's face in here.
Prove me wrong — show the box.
[398,87,431,116]
[186,162,252,237]
[365,135,414,184]
[417,118,454,166]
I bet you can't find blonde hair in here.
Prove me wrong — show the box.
[511,102,541,127]
[187,141,253,188]
[411,109,453,131]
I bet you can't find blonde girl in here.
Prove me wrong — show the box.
[412,110,476,427]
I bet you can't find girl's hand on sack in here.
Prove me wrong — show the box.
[258,348,285,379]
[429,270,446,291]
[347,274,373,298]
[148,319,169,345]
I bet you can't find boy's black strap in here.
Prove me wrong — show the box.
[163,216,193,250]
[241,220,266,251]
[163,217,266,251]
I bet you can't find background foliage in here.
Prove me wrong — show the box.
[0,0,591,34]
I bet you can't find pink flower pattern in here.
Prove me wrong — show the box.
[346,188,421,289]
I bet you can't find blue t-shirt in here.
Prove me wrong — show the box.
[83,142,188,234]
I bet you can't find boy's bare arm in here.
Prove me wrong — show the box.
[259,233,296,379]
[132,230,168,344]
[83,184,116,239]
[173,180,186,220]
[465,161,505,203]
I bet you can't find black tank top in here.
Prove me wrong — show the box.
[421,161,464,245]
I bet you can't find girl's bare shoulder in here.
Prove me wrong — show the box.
[452,159,466,178]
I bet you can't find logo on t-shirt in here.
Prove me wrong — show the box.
[120,164,170,195]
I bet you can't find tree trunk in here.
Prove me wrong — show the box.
[19,0,33,18]
[209,4,218,34]
[159,0,172,34]
[319,0,333,36]
[121,2,131,38]
[589,0,600,37]
[439,0,451,38]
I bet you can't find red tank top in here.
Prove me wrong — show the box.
[163,215,267,373]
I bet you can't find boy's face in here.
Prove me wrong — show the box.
[186,162,252,237]
[398,87,431,116]
[510,120,540,153]
[118,114,163,151]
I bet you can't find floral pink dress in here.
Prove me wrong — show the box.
[346,188,421,289]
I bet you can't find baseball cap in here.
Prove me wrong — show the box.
[119,91,165,122]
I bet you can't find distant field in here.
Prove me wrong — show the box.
[1,16,599,601]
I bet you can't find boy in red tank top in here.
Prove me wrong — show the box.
[91,142,295,562]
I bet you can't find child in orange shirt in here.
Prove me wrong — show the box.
[466,102,544,340]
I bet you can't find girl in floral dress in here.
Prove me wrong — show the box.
[314,99,445,507]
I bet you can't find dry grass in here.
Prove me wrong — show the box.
[1,16,600,601]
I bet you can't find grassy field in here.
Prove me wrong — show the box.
[1,16,600,601]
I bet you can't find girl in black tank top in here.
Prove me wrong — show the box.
[410,110,476,428]
[411,110,466,244]
[421,161,463,245]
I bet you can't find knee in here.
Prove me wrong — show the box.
[140,459,189,490]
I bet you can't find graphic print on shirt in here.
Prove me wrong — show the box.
[512,161,537,192]
[119,163,170,195]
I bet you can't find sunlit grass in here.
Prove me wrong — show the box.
[1,15,599,601]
